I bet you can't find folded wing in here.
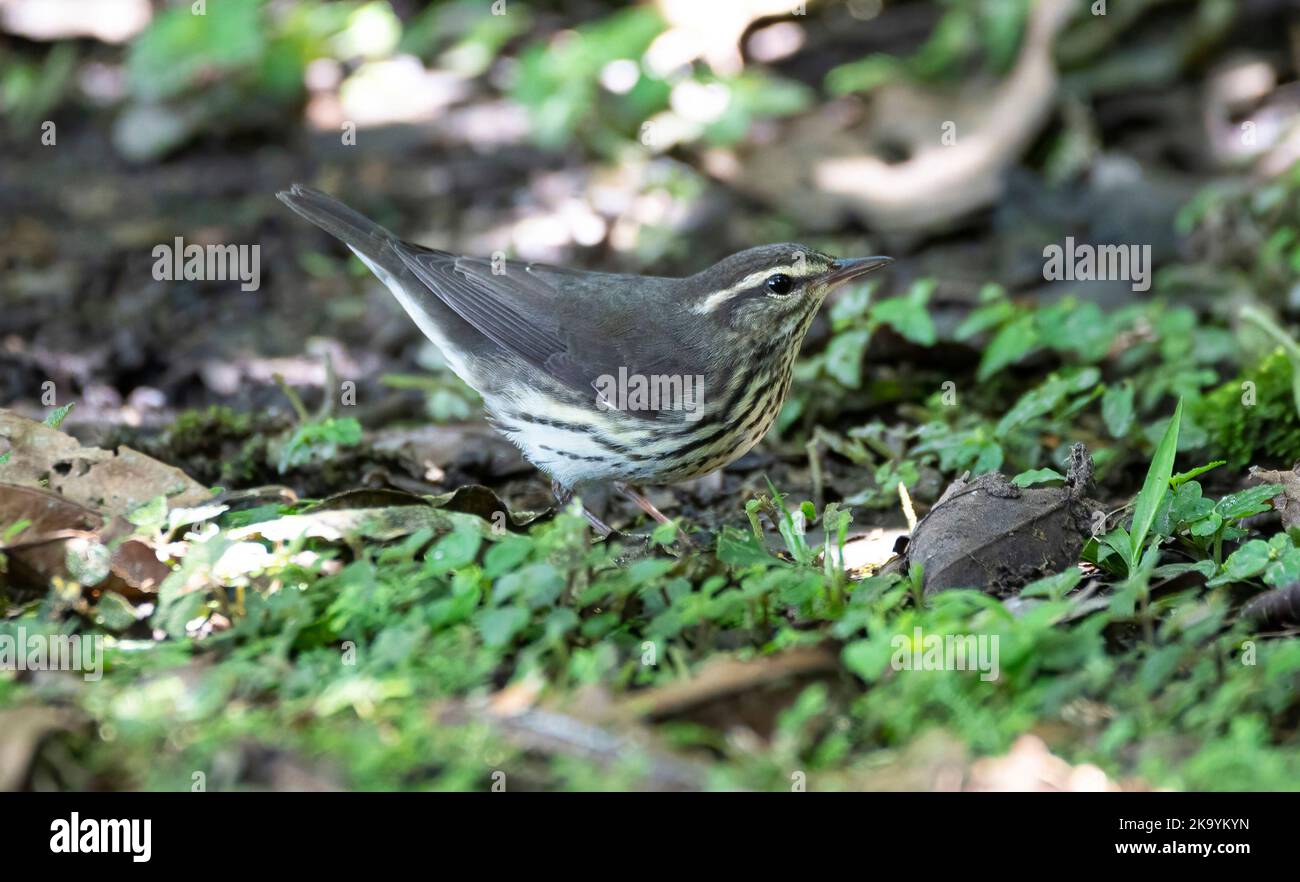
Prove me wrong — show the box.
[392,243,710,419]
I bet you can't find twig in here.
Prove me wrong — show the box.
[898,481,918,533]
[272,372,310,424]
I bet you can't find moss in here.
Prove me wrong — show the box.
[164,405,255,458]
[1196,348,1300,467]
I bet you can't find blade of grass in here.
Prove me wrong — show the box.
[763,476,813,565]
[1129,398,1182,566]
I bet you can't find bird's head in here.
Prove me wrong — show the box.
[685,243,892,334]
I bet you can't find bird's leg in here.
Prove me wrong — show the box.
[614,482,698,548]
[614,482,672,525]
[552,480,613,537]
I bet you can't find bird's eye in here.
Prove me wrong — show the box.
[765,273,793,295]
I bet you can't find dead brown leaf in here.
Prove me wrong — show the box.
[1249,463,1300,531]
[0,483,168,596]
[0,410,210,517]
[1240,583,1300,631]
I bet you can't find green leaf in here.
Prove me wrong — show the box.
[650,519,679,546]
[841,638,894,681]
[1189,513,1223,538]
[1264,547,1300,588]
[1037,300,1114,362]
[1151,560,1216,580]
[93,591,139,632]
[427,526,483,571]
[703,71,813,146]
[1129,399,1182,566]
[543,607,579,642]
[483,535,533,579]
[716,525,782,567]
[870,280,936,346]
[824,329,871,389]
[1101,382,1134,439]
[65,540,111,586]
[1209,539,1272,585]
[829,284,872,327]
[1170,461,1225,488]
[475,606,530,648]
[1167,482,1214,531]
[43,402,74,430]
[1099,525,1132,568]
[493,563,564,609]
[1215,484,1283,522]
[1019,567,1081,599]
[127,0,266,101]
[954,296,1014,340]
[764,478,814,565]
[997,369,1098,435]
[276,417,363,473]
[1011,468,1065,488]
[825,54,900,96]
[977,315,1038,380]
[2,520,32,542]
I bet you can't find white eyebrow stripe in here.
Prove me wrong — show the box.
[690,263,813,314]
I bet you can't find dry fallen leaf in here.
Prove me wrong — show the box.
[1249,464,1300,531]
[0,483,169,597]
[0,410,210,517]
[1240,583,1300,631]
[227,505,464,544]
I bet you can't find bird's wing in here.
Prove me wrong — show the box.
[391,245,570,367]
[391,244,710,418]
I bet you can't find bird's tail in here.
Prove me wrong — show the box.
[276,184,406,278]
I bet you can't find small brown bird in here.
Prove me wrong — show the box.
[278,184,891,532]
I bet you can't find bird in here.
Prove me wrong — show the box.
[277,184,891,534]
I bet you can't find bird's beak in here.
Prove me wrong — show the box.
[824,256,893,287]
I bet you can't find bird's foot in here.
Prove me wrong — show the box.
[552,480,614,538]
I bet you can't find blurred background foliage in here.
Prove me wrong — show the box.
[2,0,1053,156]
